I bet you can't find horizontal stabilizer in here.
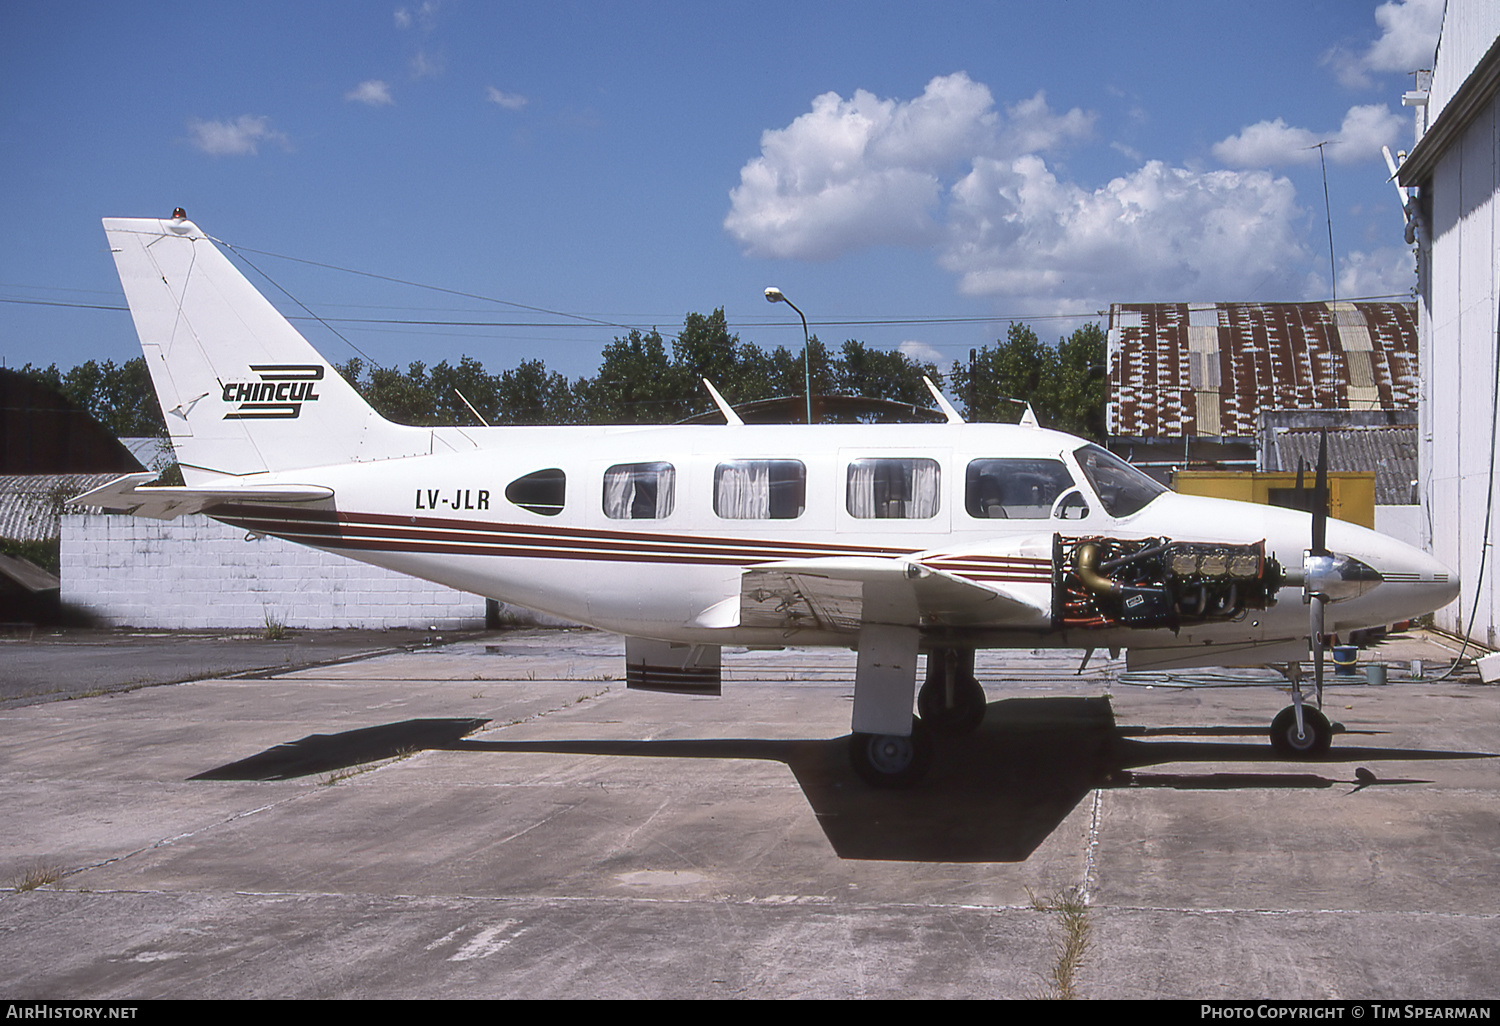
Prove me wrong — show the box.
[72,472,334,520]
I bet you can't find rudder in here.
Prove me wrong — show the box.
[103,213,425,482]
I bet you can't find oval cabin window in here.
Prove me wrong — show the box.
[505,468,566,516]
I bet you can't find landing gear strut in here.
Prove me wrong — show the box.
[916,647,986,735]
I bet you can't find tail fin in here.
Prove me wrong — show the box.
[103,214,425,482]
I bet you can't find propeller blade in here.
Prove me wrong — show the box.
[1311,430,1329,556]
[1309,593,1326,710]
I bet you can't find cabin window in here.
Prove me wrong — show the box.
[504,468,566,516]
[846,458,941,519]
[603,462,675,519]
[1073,444,1167,518]
[714,460,806,519]
[965,458,1075,519]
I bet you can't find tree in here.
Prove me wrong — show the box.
[948,322,1106,439]
[19,357,164,437]
[575,328,689,424]
[495,359,576,425]
[835,340,942,407]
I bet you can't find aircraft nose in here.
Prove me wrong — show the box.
[1330,521,1459,621]
[1383,544,1461,612]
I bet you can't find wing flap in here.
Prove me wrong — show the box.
[740,556,1051,633]
[73,472,334,520]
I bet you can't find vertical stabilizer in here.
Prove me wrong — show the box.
[102,214,426,482]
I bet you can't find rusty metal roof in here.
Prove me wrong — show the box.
[1107,302,1418,439]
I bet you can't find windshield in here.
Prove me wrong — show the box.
[1072,444,1167,518]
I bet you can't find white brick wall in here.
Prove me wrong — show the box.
[60,512,492,629]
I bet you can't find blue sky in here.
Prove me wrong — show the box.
[0,0,1443,386]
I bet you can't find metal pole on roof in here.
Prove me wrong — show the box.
[1312,140,1337,301]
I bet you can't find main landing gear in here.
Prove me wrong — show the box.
[916,647,987,735]
[848,647,987,788]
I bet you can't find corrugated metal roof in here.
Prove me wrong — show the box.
[1273,425,1419,506]
[1107,301,1418,439]
[0,474,121,542]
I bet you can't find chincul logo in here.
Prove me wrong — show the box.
[221,365,323,419]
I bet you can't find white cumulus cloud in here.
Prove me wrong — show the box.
[725,73,1093,261]
[1336,246,1417,300]
[898,340,945,366]
[942,157,1310,311]
[727,72,1315,314]
[1325,0,1444,89]
[186,115,289,156]
[346,80,394,106]
[1213,104,1404,168]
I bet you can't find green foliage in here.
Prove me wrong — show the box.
[17,357,165,437]
[576,328,686,423]
[0,537,60,576]
[332,307,946,427]
[40,312,1101,435]
[948,322,1106,439]
[837,340,941,407]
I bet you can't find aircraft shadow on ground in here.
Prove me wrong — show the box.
[190,699,1493,863]
[189,718,490,781]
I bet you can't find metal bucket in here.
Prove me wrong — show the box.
[1366,663,1388,686]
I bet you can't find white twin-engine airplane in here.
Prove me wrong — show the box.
[80,212,1459,786]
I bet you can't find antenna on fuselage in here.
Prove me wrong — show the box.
[702,379,744,426]
[992,395,1040,428]
[454,388,490,427]
[922,376,964,424]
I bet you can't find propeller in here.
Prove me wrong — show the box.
[1308,431,1330,710]
[1298,432,1382,708]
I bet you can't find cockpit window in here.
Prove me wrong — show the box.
[1073,445,1167,518]
[965,458,1075,518]
[505,468,566,516]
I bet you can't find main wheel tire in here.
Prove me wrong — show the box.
[1270,705,1333,757]
[917,673,987,735]
[849,720,933,788]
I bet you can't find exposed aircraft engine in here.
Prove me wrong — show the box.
[1054,535,1283,630]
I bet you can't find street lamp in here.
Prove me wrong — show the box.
[763,287,813,424]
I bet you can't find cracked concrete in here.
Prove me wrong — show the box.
[1,627,1496,999]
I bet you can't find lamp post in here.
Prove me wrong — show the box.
[763,287,813,424]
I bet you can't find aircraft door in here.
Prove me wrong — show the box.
[837,450,952,536]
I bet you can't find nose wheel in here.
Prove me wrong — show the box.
[1270,704,1333,757]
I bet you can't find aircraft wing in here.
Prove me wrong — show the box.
[739,556,1052,633]
[72,472,334,520]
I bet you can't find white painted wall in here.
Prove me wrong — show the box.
[1414,10,1499,644]
[61,512,490,629]
[1374,504,1422,552]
